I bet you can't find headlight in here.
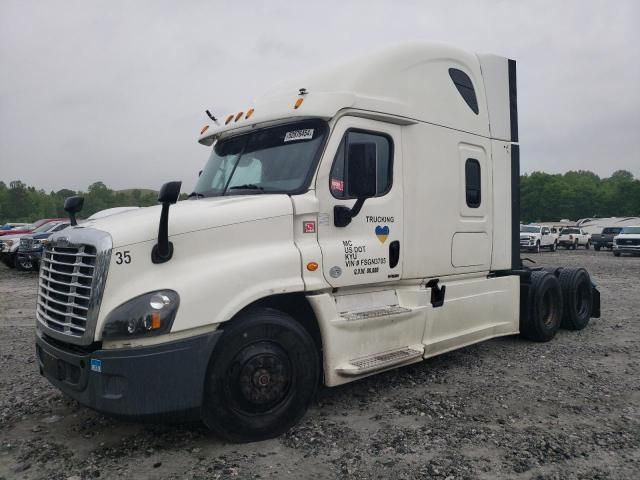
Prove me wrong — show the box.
[5,240,14,246]
[102,290,180,340]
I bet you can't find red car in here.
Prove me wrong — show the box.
[0,218,66,236]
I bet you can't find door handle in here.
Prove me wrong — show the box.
[389,240,400,268]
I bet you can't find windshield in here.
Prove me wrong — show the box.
[602,228,622,234]
[33,222,57,233]
[562,228,580,234]
[620,227,640,234]
[520,226,540,233]
[193,120,328,197]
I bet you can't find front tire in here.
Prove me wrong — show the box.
[550,241,557,252]
[202,308,319,442]
[594,245,601,251]
[613,251,621,257]
[534,241,540,253]
[585,240,591,250]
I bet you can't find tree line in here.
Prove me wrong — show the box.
[1,170,639,224]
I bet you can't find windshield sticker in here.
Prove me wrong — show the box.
[284,129,314,142]
[331,178,344,193]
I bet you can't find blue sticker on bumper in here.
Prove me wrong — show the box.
[90,359,102,373]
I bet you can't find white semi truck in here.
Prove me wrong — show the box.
[35,44,600,442]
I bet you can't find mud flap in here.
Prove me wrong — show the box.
[591,283,601,318]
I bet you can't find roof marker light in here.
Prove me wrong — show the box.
[225,115,234,125]
[245,108,254,119]
[235,111,244,122]
[294,98,304,109]
[200,125,210,135]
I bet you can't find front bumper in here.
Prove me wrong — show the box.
[613,245,640,254]
[18,250,42,263]
[36,329,222,417]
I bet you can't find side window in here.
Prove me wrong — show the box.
[449,68,479,114]
[465,159,481,208]
[330,130,393,199]
[542,227,549,235]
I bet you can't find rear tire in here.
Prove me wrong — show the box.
[594,245,601,251]
[557,268,592,330]
[202,308,319,442]
[520,271,563,342]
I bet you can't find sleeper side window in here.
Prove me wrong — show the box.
[449,68,479,114]
[330,130,393,199]
[465,159,481,208]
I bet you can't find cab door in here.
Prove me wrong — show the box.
[315,117,403,287]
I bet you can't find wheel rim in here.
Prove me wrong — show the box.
[225,342,292,414]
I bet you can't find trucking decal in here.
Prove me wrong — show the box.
[284,129,314,142]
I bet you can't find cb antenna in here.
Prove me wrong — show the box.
[206,110,219,126]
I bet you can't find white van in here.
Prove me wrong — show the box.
[35,43,600,442]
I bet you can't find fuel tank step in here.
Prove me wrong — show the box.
[339,305,412,322]
[336,345,425,376]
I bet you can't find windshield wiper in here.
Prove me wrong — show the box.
[228,184,264,191]
[187,192,205,199]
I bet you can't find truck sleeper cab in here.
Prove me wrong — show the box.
[35,43,600,442]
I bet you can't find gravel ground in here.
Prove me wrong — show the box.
[1,250,639,479]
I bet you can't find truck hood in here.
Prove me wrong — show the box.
[520,232,536,237]
[616,234,640,240]
[70,195,294,248]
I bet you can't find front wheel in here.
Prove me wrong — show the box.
[550,241,557,252]
[534,241,540,253]
[594,245,601,251]
[614,251,621,257]
[202,308,319,442]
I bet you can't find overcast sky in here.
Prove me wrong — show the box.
[1,0,639,193]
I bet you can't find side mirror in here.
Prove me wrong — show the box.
[334,142,377,227]
[158,181,181,204]
[64,196,84,226]
[152,181,182,264]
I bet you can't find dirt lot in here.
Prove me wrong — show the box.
[1,250,639,480]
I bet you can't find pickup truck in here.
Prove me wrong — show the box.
[0,218,66,237]
[520,225,558,252]
[558,227,591,250]
[591,227,622,251]
[613,226,640,257]
[17,224,70,271]
[0,221,69,268]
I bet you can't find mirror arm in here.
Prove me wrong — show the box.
[334,197,367,227]
[151,203,173,263]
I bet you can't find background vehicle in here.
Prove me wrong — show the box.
[613,226,640,257]
[520,225,558,252]
[0,218,65,237]
[17,223,70,271]
[0,221,69,268]
[558,227,591,249]
[591,227,623,251]
[35,44,599,442]
[0,223,28,231]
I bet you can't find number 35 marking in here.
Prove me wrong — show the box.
[115,251,132,265]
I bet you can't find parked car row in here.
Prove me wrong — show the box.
[1,208,141,271]
[520,223,640,257]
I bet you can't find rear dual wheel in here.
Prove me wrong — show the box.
[520,271,563,342]
[202,308,319,443]
[557,268,592,330]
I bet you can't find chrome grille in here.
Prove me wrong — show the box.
[19,238,33,251]
[36,228,112,345]
[37,245,96,336]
